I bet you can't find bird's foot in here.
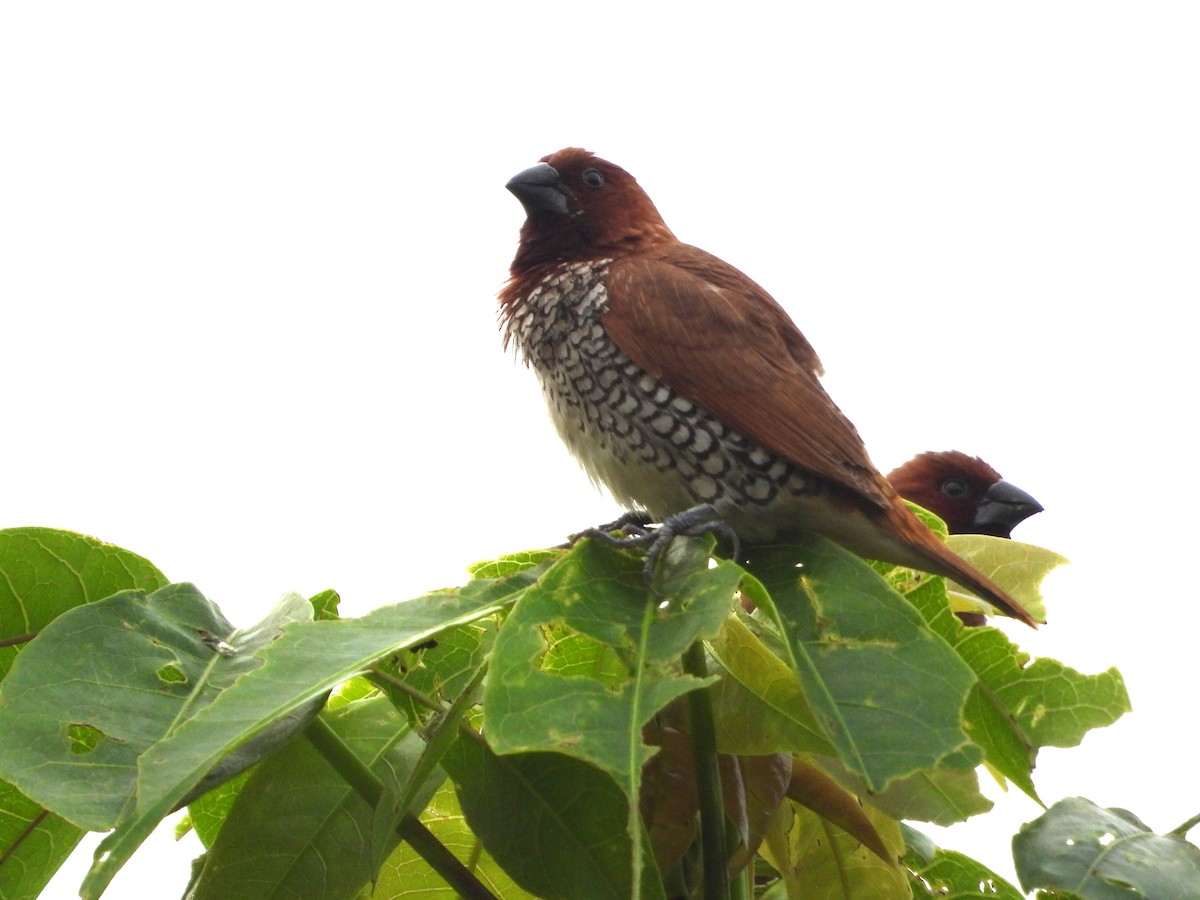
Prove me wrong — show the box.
[568,511,654,543]
[572,504,740,589]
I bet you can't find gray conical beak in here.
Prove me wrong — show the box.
[506,163,569,216]
[973,480,1044,537]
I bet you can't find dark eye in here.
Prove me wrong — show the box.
[939,478,969,498]
[581,167,606,189]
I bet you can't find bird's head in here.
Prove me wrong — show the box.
[887,450,1044,538]
[506,148,675,271]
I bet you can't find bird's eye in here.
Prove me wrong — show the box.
[581,167,606,189]
[939,478,969,498]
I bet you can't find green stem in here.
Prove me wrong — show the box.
[368,666,447,714]
[1171,811,1200,837]
[303,717,497,900]
[683,640,729,900]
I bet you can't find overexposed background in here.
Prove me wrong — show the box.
[3,3,1197,896]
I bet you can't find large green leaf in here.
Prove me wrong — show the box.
[0,584,309,832]
[1013,797,1200,898]
[191,695,438,900]
[484,538,739,793]
[483,537,738,898]
[760,791,910,898]
[903,575,1130,802]
[706,614,835,757]
[819,755,992,827]
[0,527,167,682]
[84,567,545,898]
[372,780,532,898]
[745,537,980,793]
[0,528,168,899]
[444,734,665,900]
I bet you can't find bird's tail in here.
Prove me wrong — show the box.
[884,505,1040,627]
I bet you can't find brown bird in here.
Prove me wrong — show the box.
[887,451,1043,539]
[500,148,1038,627]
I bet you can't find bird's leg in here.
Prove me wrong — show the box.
[572,504,740,587]
[570,510,654,542]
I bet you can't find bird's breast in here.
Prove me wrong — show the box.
[504,261,818,539]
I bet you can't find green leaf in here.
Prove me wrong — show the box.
[309,588,342,621]
[1014,797,1200,899]
[372,780,533,898]
[483,538,737,898]
[0,527,167,682]
[0,781,85,900]
[746,537,980,793]
[483,538,738,789]
[85,567,544,898]
[903,571,1130,804]
[943,535,1065,624]
[190,695,437,900]
[902,823,1024,898]
[760,790,910,898]
[0,583,304,832]
[819,755,992,826]
[707,614,835,757]
[0,529,167,900]
[444,734,665,900]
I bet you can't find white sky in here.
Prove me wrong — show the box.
[4,3,1198,896]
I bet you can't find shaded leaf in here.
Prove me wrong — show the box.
[760,789,909,899]
[784,758,891,863]
[372,780,533,898]
[444,733,666,900]
[190,695,437,900]
[1014,797,1200,899]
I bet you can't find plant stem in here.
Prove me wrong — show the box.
[1172,811,1200,837]
[303,716,497,900]
[683,640,729,900]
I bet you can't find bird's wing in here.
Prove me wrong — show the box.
[602,246,891,509]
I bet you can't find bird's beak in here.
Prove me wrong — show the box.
[973,480,1044,537]
[506,163,570,216]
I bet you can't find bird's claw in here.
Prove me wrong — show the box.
[569,504,740,591]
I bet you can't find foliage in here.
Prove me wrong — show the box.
[0,523,1175,900]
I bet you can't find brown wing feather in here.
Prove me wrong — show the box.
[602,245,891,509]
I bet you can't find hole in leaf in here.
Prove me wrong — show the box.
[67,723,107,755]
[156,663,188,685]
